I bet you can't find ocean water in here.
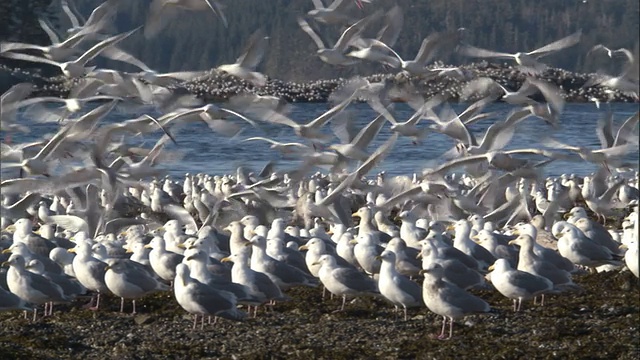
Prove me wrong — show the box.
[2,102,639,180]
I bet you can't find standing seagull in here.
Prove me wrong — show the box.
[376,250,422,320]
[457,30,582,73]
[421,264,490,340]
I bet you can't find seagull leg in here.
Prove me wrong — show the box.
[513,299,517,312]
[517,298,522,312]
[48,302,54,316]
[448,317,454,340]
[435,316,447,339]
[540,294,545,306]
[132,300,137,314]
[192,314,197,330]
[120,297,125,312]
[33,308,38,322]
[334,295,347,312]
[90,292,101,311]
[322,286,326,300]
[404,306,408,321]
[200,315,204,330]
[43,303,48,317]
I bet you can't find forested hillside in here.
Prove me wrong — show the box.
[2,0,638,81]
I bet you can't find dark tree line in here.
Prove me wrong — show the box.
[3,0,639,81]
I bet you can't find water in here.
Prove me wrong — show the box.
[2,102,639,180]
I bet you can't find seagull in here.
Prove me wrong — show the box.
[216,29,269,87]
[457,30,582,73]
[297,13,379,66]
[421,263,490,340]
[1,27,140,78]
[376,250,422,320]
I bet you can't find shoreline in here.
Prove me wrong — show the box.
[1,62,638,104]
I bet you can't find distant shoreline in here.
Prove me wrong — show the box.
[1,63,638,104]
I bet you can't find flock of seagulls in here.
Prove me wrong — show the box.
[1,0,639,339]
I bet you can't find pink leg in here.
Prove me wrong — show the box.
[436,316,447,339]
[89,292,102,311]
[448,318,454,340]
[192,314,198,330]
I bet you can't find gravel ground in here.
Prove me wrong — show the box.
[0,270,638,359]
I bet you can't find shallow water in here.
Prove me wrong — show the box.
[2,102,639,179]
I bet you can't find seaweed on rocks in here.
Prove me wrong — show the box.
[0,270,637,359]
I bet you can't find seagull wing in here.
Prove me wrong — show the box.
[527,30,582,58]
[298,17,326,50]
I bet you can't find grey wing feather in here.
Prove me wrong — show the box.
[439,283,489,313]
[333,267,377,292]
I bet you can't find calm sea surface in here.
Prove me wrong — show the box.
[2,102,639,180]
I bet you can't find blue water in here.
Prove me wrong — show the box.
[3,102,639,179]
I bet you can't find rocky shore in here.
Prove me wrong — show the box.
[1,62,637,104]
[0,270,638,359]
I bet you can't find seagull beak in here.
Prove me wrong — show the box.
[1,249,12,254]
[488,264,495,271]
[512,229,520,235]
[185,256,195,261]
[446,225,455,231]
[508,240,517,246]
[351,212,360,218]
[223,226,230,232]
[374,255,382,261]
[177,243,186,249]
[418,269,427,275]
[244,241,252,247]
[619,244,629,250]
[144,244,152,249]
[68,248,76,253]
[220,257,232,263]
[125,249,133,254]
[4,224,16,232]
[104,265,111,271]
[298,245,309,251]
[471,235,480,242]
[349,239,358,244]
[311,261,320,266]
[562,213,571,220]
[326,230,333,235]
[1,261,9,267]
